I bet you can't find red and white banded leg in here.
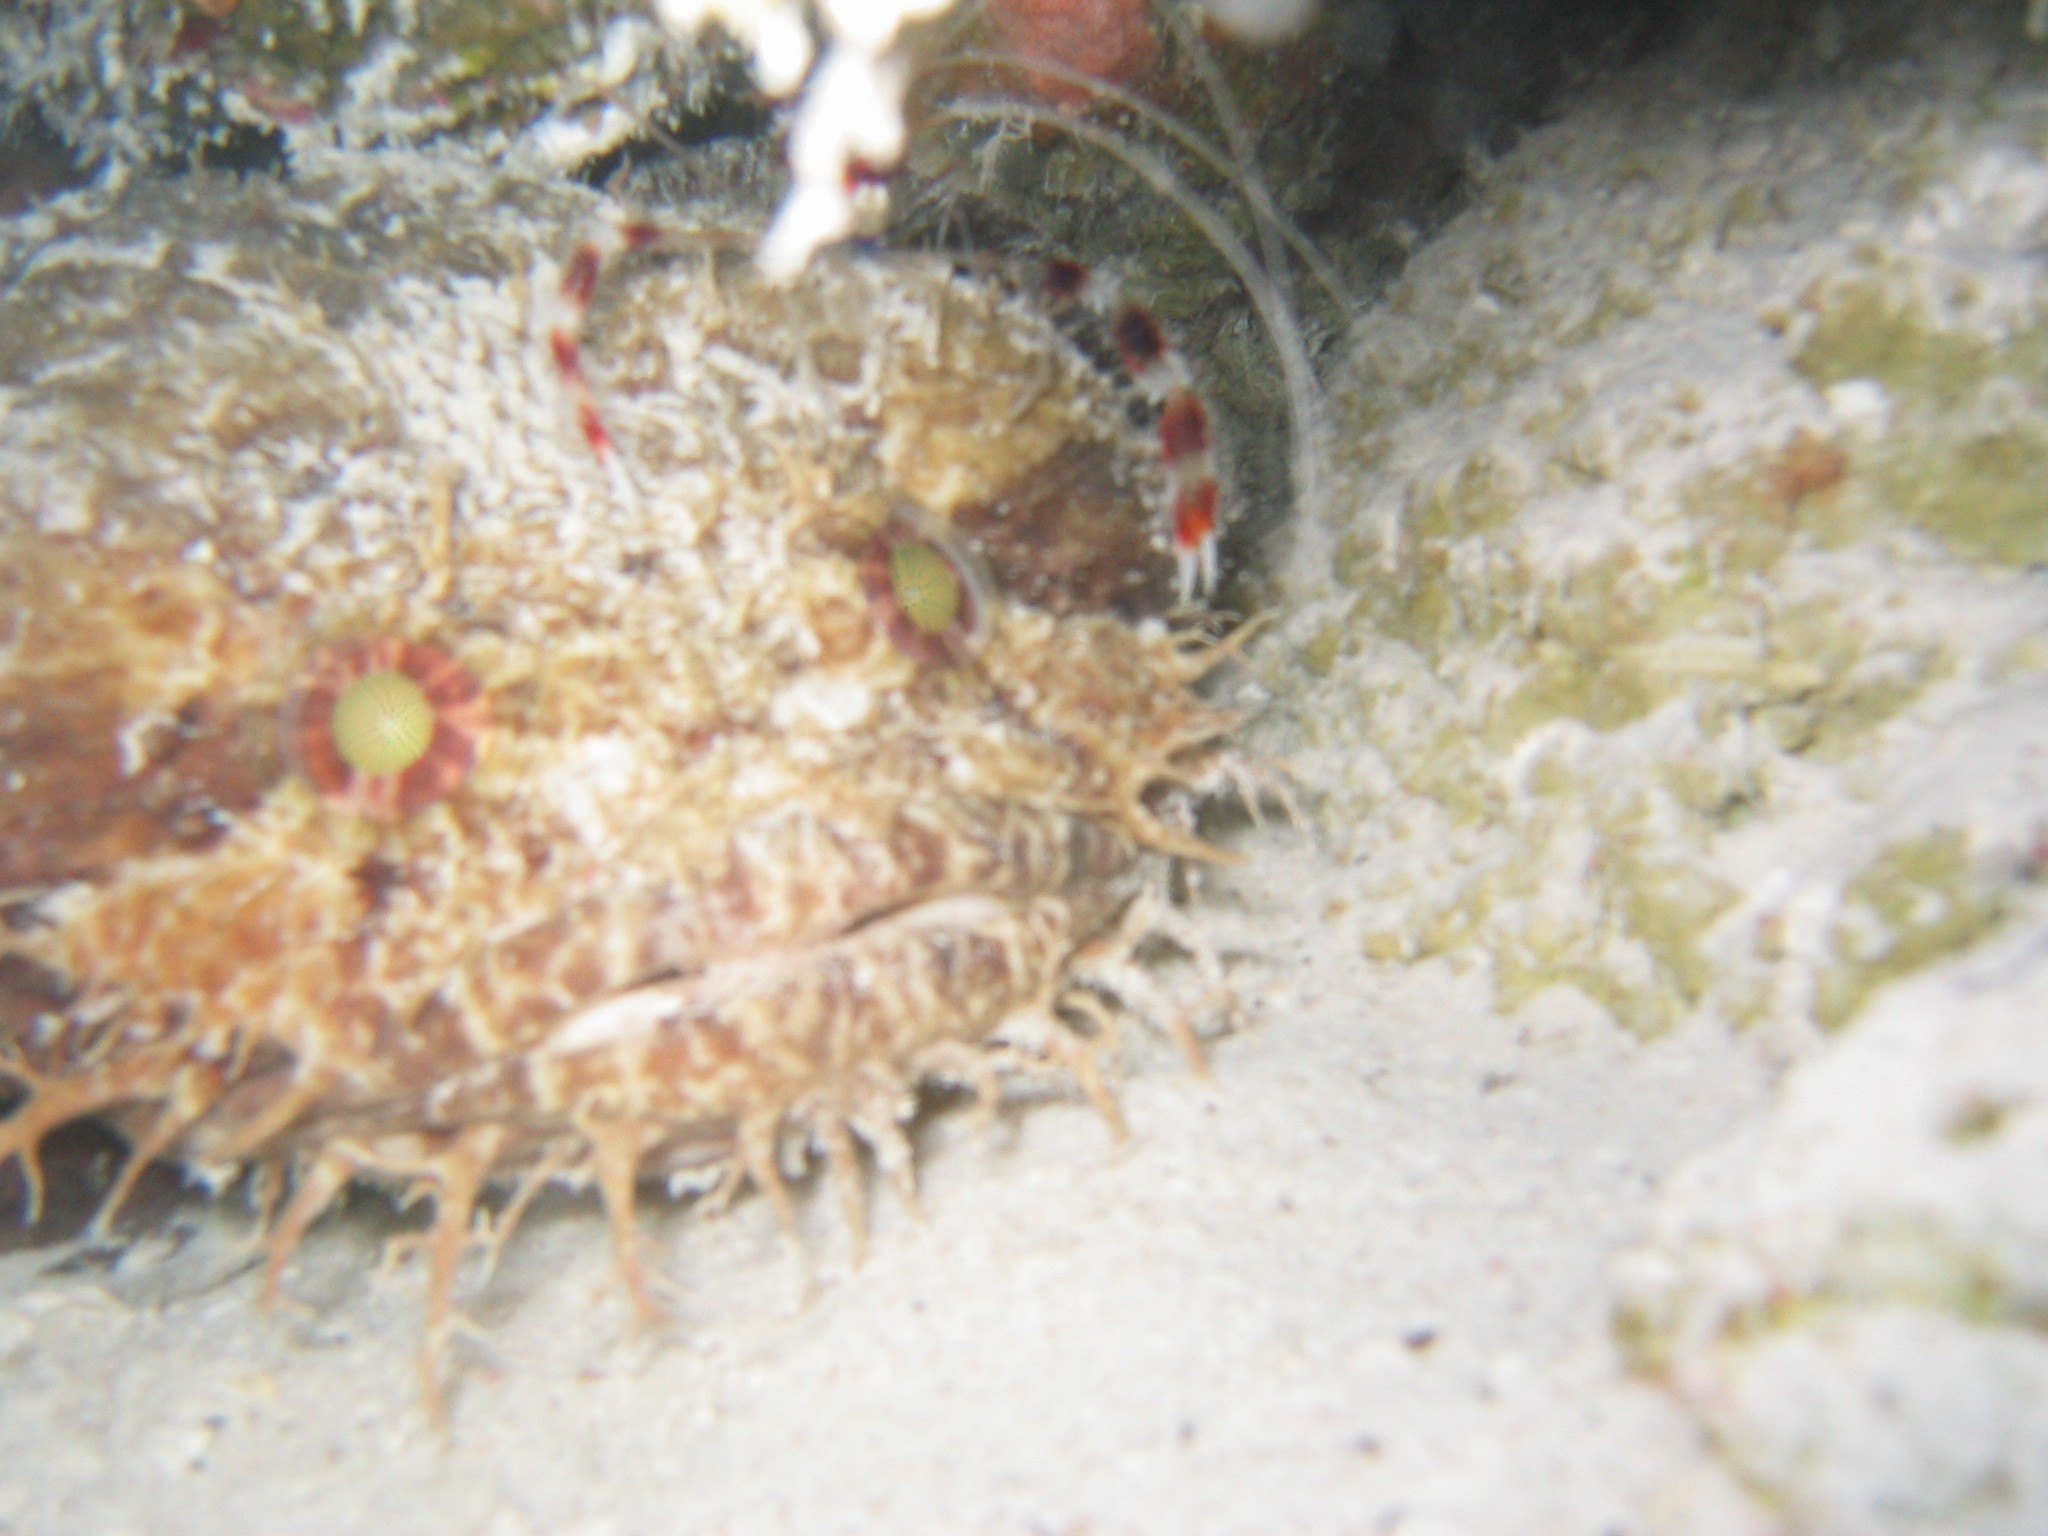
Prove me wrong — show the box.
[540,219,663,502]
[1043,258,1221,603]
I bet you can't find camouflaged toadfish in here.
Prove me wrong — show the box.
[0,162,1247,1404]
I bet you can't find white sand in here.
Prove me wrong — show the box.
[0,846,1776,1535]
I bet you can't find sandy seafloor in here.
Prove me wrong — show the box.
[0,842,1779,1536]
[5,3,2048,1533]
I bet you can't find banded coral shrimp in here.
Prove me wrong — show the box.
[891,0,1346,580]
[567,0,1346,606]
[545,209,1233,603]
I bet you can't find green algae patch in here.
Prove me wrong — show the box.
[1554,270,1660,350]
[1794,283,1997,409]
[1299,423,1970,1037]
[1823,1220,2018,1326]
[1336,500,1530,661]
[1553,853,1728,1036]
[1660,753,1761,827]
[1294,179,2047,1051]
[1499,507,1944,760]
[1877,421,2048,567]
[192,0,381,114]
[1488,639,1659,741]
[192,0,599,127]
[1300,416,1972,1038]
[1748,600,1950,762]
[1335,518,1531,663]
[1989,633,2048,683]
[1410,451,1529,544]
[1616,1211,2017,1376]
[1799,642,1951,761]
[1794,282,2048,565]
[1331,529,1379,591]
[1611,846,1737,1013]
[1611,1294,1677,1377]
[1815,830,2008,1031]
[1420,794,1736,1040]
[1393,727,1500,828]
[1299,621,1345,678]
[1943,1094,2018,1145]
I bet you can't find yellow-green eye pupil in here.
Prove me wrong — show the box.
[331,669,436,776]
[889,542,961,636]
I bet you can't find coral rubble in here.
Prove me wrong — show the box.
[1261,3,2048,1527]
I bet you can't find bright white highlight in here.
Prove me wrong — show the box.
[651,0,964,279]
[1194,0,1318,43]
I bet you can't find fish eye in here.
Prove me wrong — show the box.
[286,638,487,821]
[859,511,989,667]
[887,540,964,636]
[331,669,437,776]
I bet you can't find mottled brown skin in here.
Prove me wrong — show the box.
[0,171,1244,1410]
[0,547,289,887]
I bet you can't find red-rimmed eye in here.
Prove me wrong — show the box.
[286,638,486,821]
[858,515,989,667]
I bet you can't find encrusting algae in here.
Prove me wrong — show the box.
[0,156,1257,1410]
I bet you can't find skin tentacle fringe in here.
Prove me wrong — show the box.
[0,170,1270,1418]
